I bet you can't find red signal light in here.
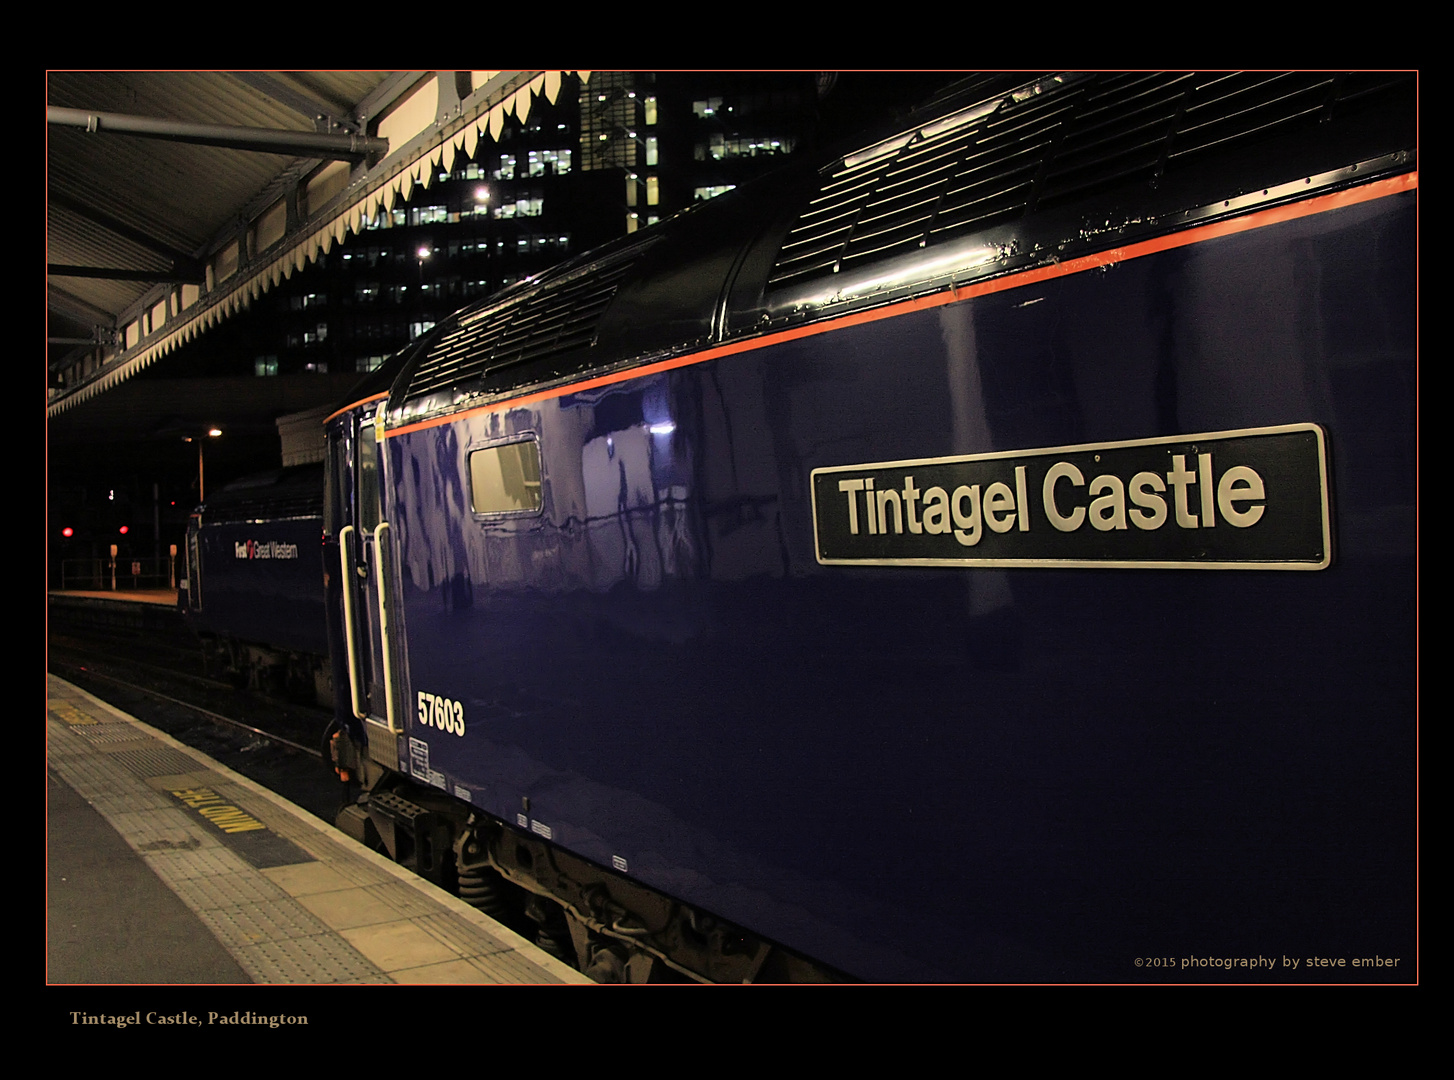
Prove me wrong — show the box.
[62,527,74,538]
[118,525,129,535]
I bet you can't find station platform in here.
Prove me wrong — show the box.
[50,587,180,606]
[47,674,592,986]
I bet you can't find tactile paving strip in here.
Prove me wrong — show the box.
[70,723,156,745]
[234,933,383,984]
[111,746,211,777]
[205,898,336,949]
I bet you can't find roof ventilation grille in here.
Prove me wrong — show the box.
[404,238,658,401]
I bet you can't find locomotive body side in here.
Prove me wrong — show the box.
[325,73,1417,982]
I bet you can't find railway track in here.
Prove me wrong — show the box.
[48,634,342,824]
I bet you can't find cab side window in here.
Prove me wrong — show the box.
[469,439,542,515]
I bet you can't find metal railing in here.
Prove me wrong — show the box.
[58,555,179,592]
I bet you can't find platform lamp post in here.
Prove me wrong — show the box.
[184,427,223,501]
[415,244,432,338]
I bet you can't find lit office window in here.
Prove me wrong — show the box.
[644,96,658,125]
[646,136,658,166]
[527,148,572,176]
[254,356,278,377]
[693,185,737,202]
[703,134,796,161]
[646,176,659,206]
[493,196,543,219]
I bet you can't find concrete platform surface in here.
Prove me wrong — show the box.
[47,674,593,988]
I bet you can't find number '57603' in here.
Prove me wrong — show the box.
[417,692,465,736]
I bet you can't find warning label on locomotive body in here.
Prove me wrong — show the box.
[810,424,1330,569]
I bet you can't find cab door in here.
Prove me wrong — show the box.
[340,408,402,764]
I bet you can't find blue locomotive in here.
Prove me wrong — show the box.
[181,464,332,705]
[323,73,1417,982]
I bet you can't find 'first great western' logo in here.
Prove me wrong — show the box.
[234,539,301,560]
[810,425,1330,570]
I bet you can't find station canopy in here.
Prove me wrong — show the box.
[47,71,574,419]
